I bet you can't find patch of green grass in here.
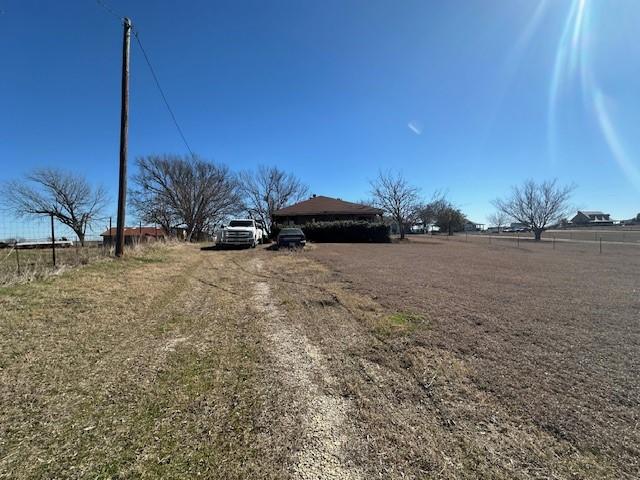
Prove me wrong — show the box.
[374,311,426,337]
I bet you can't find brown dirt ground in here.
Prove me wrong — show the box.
[301,237,639,478]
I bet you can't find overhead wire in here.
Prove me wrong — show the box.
[95,0,196,158]
[96,0,124,21]
[132,30,196,158]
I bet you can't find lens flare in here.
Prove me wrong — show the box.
[547,0,589,164]
[481,1,550,143]
[546,0,639,190]
[592,91,640,191]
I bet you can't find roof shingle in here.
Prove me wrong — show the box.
[273,196,382,217]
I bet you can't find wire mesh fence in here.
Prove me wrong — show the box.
[404,226,640,257]
[447,228,640,256]
[0,215,113,285]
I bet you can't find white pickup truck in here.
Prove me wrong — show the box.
[216,219,265,248]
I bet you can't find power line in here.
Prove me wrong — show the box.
[96,0,124,21]
[95,1,196,158]
[132,30,195,158]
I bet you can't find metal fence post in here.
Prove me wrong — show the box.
[50,213,56,267]
[553,236,555,250]
[517,232,520,248]
[15,242,20,275]
[599,237,602,254]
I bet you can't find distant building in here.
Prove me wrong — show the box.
[272,195,383,226]
[570,211,613,225]
[410,221,439,233]
[464,221,484,232]
[101,226,166,246]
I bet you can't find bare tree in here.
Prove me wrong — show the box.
[238,166,308,236]
[492,179,574,240]
[421,195,466,236]
[415,192,466,236]
[488,211,509,232]
[414,203,433,233]
[415,191,447,234]
[130,155,242,241]
[369,171,420,239]
[4,168,107,246]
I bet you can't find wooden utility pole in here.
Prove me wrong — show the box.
[115,17,132,257]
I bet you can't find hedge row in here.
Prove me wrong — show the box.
[272,221,390,243]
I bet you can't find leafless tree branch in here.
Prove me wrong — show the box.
[130,155,242,241]
[369,170,420,239]
[4,168,108,245]
[238,166,308,235]
[492,179,574,240]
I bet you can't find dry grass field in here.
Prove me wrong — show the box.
[0,246,109,286]
[545,227,640,243]
[1,239,638,478]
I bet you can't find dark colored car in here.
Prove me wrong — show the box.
[277,228,306,249]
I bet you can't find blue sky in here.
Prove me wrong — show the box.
[2,0,640,233]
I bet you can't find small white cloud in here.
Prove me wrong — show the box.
[408,121,422,135]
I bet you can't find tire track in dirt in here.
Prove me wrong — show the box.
[251,258,361,480]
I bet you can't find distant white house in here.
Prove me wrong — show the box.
[570,211,613,226]
[410,221,439,233]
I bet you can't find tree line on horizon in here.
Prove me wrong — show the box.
[2,154,575,244]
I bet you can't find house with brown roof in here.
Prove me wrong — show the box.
[272,195,383,226]
[100,226,166,246]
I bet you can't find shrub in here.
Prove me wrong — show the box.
[272,221,390,243]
